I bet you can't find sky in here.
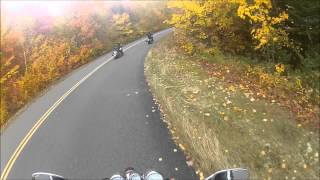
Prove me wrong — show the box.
[0,0,154,32]
[1,1,128,30]
[2,1,72,17]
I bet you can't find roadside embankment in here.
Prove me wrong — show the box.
[144,34,319,180]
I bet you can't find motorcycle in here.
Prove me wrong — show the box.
[145,37,154,44]
[112,47,124,59]
[32,167,249,180]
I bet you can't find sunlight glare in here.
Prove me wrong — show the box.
[3,1,70,17]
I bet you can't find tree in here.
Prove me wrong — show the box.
[111,13,134,42]
[166,1,251,54]
[0,1,170,127]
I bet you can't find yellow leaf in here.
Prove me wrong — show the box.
[179,144,186,151]
[229,85,236,92]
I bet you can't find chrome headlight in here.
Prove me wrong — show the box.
[110,174,125,180]
[143,170,164,180]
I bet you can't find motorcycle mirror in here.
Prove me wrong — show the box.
[205,168,249,180]
[32,172,66,180]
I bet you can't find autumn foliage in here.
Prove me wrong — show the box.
[166,0,320,125]
[0,1,169,127]
[166,0,319,67]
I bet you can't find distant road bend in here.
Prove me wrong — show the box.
[1,29,197,179]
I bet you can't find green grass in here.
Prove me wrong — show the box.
[144,35,319,180]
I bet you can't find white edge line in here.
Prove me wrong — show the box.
[1,29,171,179]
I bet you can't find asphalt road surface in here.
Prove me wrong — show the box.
[1,29,198,180]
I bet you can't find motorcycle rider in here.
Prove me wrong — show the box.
[146,32,153,41]
[114,43,123,53]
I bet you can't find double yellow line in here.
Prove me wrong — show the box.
[0,31,167,179]
[0,55,114,180]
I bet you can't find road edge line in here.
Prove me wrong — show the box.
[0,29,169,180]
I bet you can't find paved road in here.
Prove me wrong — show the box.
[1,29,197,179]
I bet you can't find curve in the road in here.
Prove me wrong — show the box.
[1,35,143,180]
[1,29,197,180]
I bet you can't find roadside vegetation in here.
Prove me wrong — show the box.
[145,34,319,180]
[145,0,319,179]
[0,1,170,129]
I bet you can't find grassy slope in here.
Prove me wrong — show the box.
[144,35,319,180]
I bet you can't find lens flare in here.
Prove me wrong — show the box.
[2,1,70,17]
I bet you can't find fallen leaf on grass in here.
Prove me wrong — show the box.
[170,129,175,134]
[199,172,204,180]
[233,107,242,112]
[193,89,200,94]
[179,144,186,151]
[229,85,236,92]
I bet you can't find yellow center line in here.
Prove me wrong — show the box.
[0,31,168,180]
[0,55,112,180]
